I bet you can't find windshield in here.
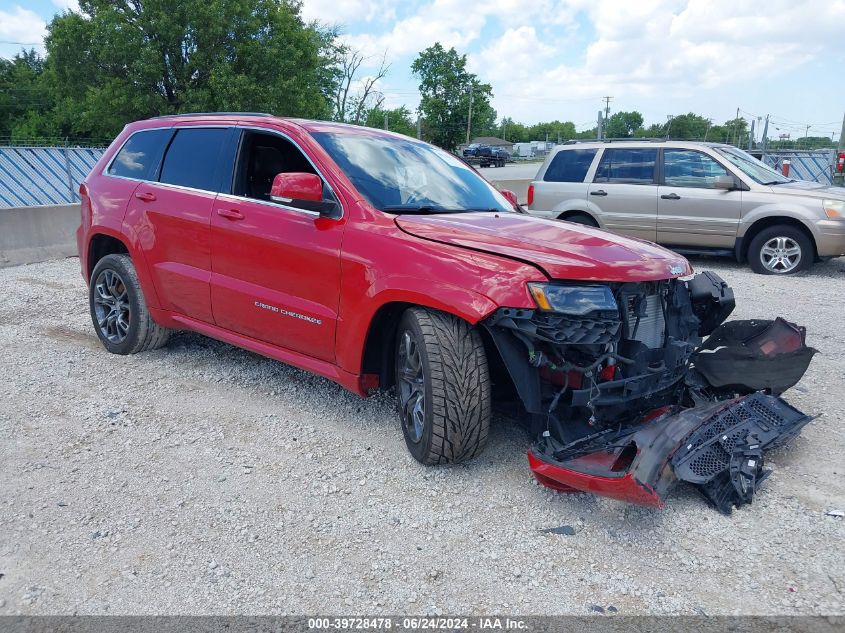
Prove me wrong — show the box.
[312,132,513,213]
[714,146,792,185]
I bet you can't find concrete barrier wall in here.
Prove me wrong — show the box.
[0,179,531,270]
[0,204,80,268]
[489,178,532,204]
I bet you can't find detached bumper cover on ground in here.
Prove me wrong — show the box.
[529,394,812,513]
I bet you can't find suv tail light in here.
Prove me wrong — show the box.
[837,152,845,173]
[527,183,534,207]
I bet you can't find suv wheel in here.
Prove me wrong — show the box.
[747,225,812,275]
[89,254,170,354]
[395,307,491,465]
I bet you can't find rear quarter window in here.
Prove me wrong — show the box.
[107,129,171,180]
[543,149,597,182]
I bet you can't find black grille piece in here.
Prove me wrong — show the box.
[532,313,621,345]
[671,394,811,514]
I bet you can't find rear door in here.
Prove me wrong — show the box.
[125,126,230,323]
[531,148,597,213]
[657,149,742,248]
[588,147,658,241]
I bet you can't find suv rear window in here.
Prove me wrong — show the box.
[108,129,171,180]
[593,148,657,184]
[543,149,597,182]
[159,128,228,191]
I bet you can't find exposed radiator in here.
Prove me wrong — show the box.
[626,294,666,349]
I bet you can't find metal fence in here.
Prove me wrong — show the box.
[0,146,105,209]
[758,149,835,185]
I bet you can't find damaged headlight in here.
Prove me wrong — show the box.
[528,283,618,315]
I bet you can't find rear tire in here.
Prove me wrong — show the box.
[561,213,599,227]
[747,225,812,275]
[89,254,170,354]
[394,307,491,465]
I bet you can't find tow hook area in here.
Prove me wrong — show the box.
[528,394,812,514]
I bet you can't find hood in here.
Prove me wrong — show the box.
[770,180,845,200]
[395,212,692,282]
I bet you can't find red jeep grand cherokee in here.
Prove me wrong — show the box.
[77,113,814,512]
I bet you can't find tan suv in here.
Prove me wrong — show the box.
[526,141,845,274]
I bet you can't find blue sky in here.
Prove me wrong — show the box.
[3,0,844,140]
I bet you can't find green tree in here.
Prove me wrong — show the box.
[364,105,416,137]
[604,111,644,138]
[528,120,577,143]
[664,113,711,140]
[0,50,60,141]
[412,43,495,150]
[44,0,339,139]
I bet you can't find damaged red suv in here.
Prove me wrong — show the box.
[77,113,816,513]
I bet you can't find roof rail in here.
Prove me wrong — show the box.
[149,112,274,119]
[561,138,667,144]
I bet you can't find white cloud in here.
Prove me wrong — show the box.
[300,0,398,25]
[52,0,80,11]
[461,0,845,122]
[0,6,47,56]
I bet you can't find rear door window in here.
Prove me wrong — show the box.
[663,149,730,188]
[543,149,597,182]
[593,148,657,184]
[108,129,171,180]
[159,128,228,191]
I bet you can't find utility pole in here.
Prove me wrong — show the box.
[597,111,604,140]
[603,96,612,122]
[732,107,740,145]
[384,111,388,131]
[761,115,769,152]
[666,115,674,140]
[703,118,712,141]
[466,83,474,145]
[416,114,421,140]
[803,124,811,149]
[834,112,845,187]
[748,120,755,151]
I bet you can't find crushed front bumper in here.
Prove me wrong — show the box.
[528,394,811,513]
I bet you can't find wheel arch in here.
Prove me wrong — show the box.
[556,209,599,225]
[359,298,509,393]
[87,232,129,278]
[739,216,817,263]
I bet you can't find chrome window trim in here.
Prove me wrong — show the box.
[101,123,343,220]
[217,192,321,217]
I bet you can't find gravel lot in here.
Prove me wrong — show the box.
[1,255,844,616]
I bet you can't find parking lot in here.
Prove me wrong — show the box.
[1,255,844,615]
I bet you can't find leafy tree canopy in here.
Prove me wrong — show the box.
[412,43,495,150]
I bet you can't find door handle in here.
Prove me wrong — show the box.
[661,193,681,200]
[217,208,245,221]
[134,191,156,202]
[590,189,608,196]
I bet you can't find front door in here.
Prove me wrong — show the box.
[657,149,742,248]
[588,147,658,241]
[210,129,345,363]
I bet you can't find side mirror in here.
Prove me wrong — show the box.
[500,189,519,207]
[714,175,735,190]
[270,172,323,203]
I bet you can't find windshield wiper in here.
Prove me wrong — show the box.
[761,180,792,185]
[381,205,471,214]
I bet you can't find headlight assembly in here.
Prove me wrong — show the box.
[528,283,618,314]
[823,199,845,219]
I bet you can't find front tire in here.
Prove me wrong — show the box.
[395,308,491,465]
[747,225,812,275]
[89,254,170,354]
